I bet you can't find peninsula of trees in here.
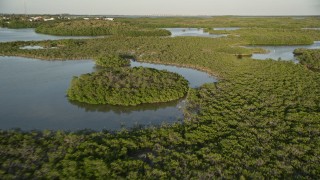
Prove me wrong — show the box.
[294,48,320,70]
[35,20,171,36]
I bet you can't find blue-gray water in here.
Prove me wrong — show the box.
[0,57,216,131]
[213,27,241,31]
[0,28,217,131]
[131,61,216,88]
[164,28,227,38]
[249,41,320,61]
[0,28,95,42]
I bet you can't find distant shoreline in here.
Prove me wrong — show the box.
[1,13,320,18]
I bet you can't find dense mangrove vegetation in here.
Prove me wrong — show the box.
[35,20,171,36]
[0,16,320,178]
[206,28,320,45]
[94,54,130,68]
[2,16,320,29]
[117,16,320,28]
[67,67,189,106]
[120,16,320,45]
[0,36,262,65]
[294,48,320,70]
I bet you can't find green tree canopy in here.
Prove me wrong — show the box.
[67,67,189,106]
[94,54,130,68]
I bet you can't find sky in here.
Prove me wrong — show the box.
[0,0,319,16]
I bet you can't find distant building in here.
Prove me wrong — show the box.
[104,18,114,21]
[83,18,90,20]
[29,16,43,22]
[44,17,55,21]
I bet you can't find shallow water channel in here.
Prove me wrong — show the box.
[249,41,320,61]
[164,28,227,38]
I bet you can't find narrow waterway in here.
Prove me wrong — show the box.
[164,28,227,38]
[0,28,217,131]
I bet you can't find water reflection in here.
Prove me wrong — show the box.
[248,41,320,61]
[131,61,217,88]
[0,56,214,131]
[164,28,227,38]
[68,98,185,115]
[0,27,217,131]
[0,28,97,42]
[213,27,241,31]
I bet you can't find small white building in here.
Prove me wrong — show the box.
[29,16,43,22]
[104,18,114,21]
[44,17,55,21]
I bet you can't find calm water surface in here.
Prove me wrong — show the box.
[164,28,227,38]
[213,27,241,31]
[0,57,216,131]
[0,28,95,42]
[249,41,320,61]
[131,61,216,88]
[0,28,217,131]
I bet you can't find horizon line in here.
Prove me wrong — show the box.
[1,13,320,17]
